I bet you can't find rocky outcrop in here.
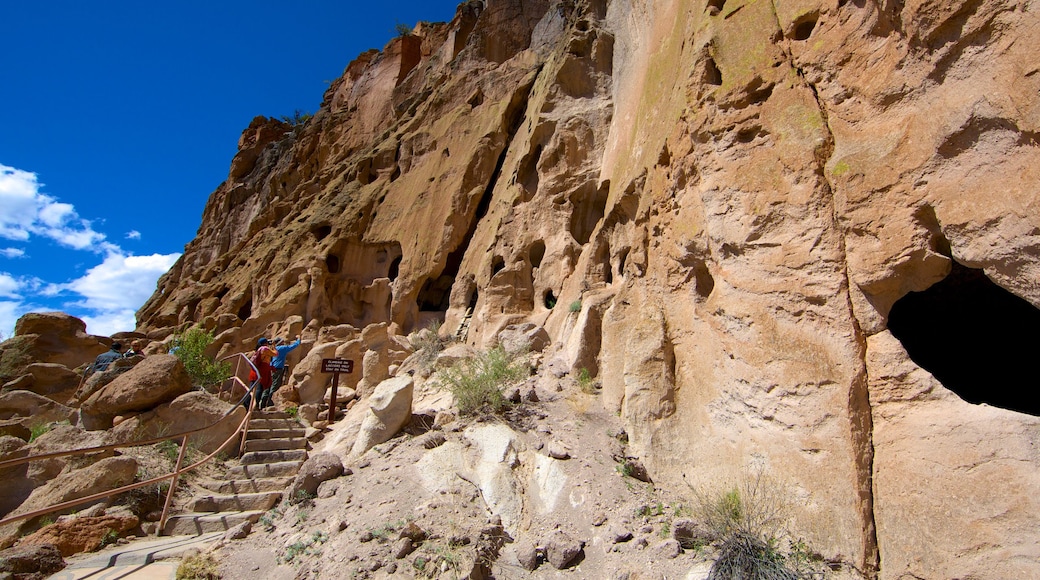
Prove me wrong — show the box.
[110,391,245,454]
[131,0,1040,577]
[17,513,139,557]
[0,456,137,549]
[80,355,192,430]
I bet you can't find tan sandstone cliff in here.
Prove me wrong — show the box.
[135,0,1040,577]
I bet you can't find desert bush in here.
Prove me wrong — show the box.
[693,472,818,580]
[411,320,446,370]
[568,300,582,313]
[176,552,220,580]
[440,346,527,415]
[172,327,230,388]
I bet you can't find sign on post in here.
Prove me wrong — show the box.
[321,358,354,425]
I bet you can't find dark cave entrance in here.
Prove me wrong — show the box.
[887,261,1040,416]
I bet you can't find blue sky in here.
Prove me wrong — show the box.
[0,0,460,337]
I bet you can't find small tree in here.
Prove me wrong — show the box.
[172,327,230,389]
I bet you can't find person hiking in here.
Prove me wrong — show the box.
[123,339,146,358]
[262,335,301,408]
[91,342,123,373]
[249,337,276,410]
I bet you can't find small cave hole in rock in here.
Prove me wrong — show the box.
[418,245,465,312]
[887,261,1040,416]
[693,262,715,298]
[706,0,726,15]
[544,289,557,309]
[311,224,332,241]
[529,240,546,269]
[387,256,402,281]
[491,256,506,277]
[215,287,229,301]
[736,127,759,143]
[617,248,630,279]
[237,300,252,321]
[704,57,723,86]
[326,255,341,274]
[792,13,819,40]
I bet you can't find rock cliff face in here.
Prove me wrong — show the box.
[135,0,1040,577]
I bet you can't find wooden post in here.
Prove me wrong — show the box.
[321,358,354,426]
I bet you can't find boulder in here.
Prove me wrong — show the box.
[71,357,139,405]
[22,363,81,401]
[0,313,107,382]
[0,456,137,548]
[24,424,112,486]
[351,376,414,456]
[0,543,65,579]
[17,513,139,556]
[544,529,584,570]
[0,390,75,426]
[0,419,30,441]
[289,452,344,499]
[80,355,192,430]
[496,323,550,354]
[0,436,33,518]
[111,391,245,454]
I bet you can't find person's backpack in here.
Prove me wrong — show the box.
[248,349,262,382]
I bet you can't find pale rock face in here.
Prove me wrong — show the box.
[131,0,1040,576]
[350,375,415,456]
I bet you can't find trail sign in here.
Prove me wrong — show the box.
[321,358,354,374]
[320,358,355,424]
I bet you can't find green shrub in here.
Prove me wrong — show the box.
[279,109,312,126]
[576,368,596,393]
[568,300,582,313]
[28,422,53,442]
[172,327,230,388]
[440,346,527,415]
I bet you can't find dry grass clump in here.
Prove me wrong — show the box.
[176,552,220,580]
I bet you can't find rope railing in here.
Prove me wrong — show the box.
[0,352,264,536]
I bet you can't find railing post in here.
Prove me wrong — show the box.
[157,434,189,536]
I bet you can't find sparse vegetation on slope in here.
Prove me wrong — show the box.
[172,327,230,389]
[440,346,528,415]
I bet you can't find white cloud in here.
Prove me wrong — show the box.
[0,273,20,299]
[0,301,21,340]
[126,230,142,240]
[34,252,180,335]
[0,248,25,259]
[80,309,139,337]
[0,163,111,251]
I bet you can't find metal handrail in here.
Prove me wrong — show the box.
[0,353,264,536]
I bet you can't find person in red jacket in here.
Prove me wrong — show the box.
[249,337,276,410]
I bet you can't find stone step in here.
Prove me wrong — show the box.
[188,491,282,513]
[248,418,302,430]
[240,449,308,465]
[227,460,304,479]
[253,410,293,420]
[198,476,294,494]
[162,511,264,536]
[246,427,307,439]
[242,438,308,453]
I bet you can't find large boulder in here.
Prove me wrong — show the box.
[0,313,107,384]
[24,424,113,486]
[0,543,66,579]
[0,456,137,548]
[71,357,139,406]
[17,513,139,557]
[22,363,82,402]
[0,436,33,518]
[0,390,75,426]
[289,452,344,499]
[80,355,192,430]
[111,391,245,454]
[351,375,414,456]
[496,323,550,354]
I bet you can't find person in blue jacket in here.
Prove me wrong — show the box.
[91,342,123,373]
[261,335,301,408]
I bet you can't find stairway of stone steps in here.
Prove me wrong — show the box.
[162,410,309,536]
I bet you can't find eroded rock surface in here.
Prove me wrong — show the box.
[122,0,1040,577]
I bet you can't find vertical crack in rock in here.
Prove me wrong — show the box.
[767,1,879,573]
[799,63,881,580]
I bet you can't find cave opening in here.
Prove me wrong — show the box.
[236,300,252,321]
[311,224,332,241]
[388,256,402,281]
[326,255,341,274]
[418,245,466,312]
[529,240,546,269]
[491,256,505,277]
[544,289,557,309]
[887,261,1040,416]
